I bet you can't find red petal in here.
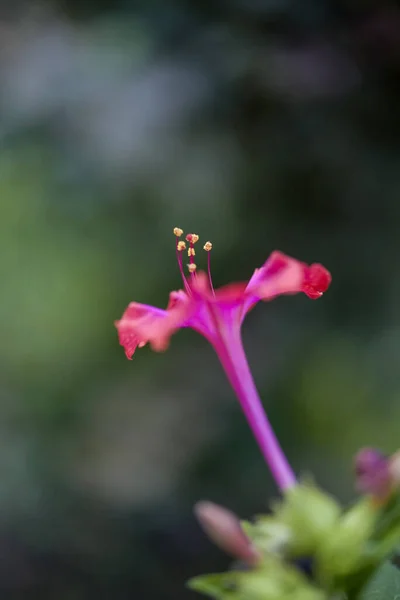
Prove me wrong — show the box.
[246,251,331,302]
[302,263,332,299]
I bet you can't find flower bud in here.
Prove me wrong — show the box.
[389,451,400,488]
[194,501,260,565]
[354,448,391,502]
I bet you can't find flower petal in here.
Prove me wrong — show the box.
[116,291,191,358]
[191,271,247,306]
[115,302,167,359]
[188,272,247,337]
[302,263,332,299]
[246,251,331,301]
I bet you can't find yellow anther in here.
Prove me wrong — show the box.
[203,241,212,252]
[174,227,183,237]
[188,247,195,257]
[177,241,186,251]
[188,263,197,273]
[186,233,199,244]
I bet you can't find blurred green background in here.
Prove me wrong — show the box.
[0,0,399,597]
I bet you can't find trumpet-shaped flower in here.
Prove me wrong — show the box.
[116,229,331,490]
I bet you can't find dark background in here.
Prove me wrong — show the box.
[0,0,399,597]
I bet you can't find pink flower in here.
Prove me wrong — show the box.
[116,229,331,490]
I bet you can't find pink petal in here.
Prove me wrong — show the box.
[191,271,247,306]
[189,272,247,336]
[115,302,167,359]
[115,291,192,358]
[246,250,331,301]
[213,282,248,304]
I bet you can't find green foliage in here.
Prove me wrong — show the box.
[276,484,341,556]
[189,555,326,600]
[359,562,400,600]
[190,484,400,600]
[188,573,239,599]
[316,500,377,581]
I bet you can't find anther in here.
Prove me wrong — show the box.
[203,241,212,252]
[186,233,199,244]
[188,247,195,257]
[177,241,186,251]
[188,263,197,273]
[174,227,183,237]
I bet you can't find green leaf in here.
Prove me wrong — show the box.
[359,561,400,600]
[316,499,377,579]
[275,483,341,556]
[187,573,239,599]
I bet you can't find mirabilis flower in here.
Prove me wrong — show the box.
[116,228,331,490]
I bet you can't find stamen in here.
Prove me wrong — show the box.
[184,233,199,281]
[175,233,191,294]
[203,241,215,296]
[174,227,183,237]
[186,233,199,244]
